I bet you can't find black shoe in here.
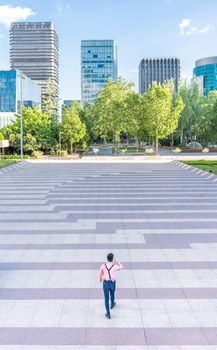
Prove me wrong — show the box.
[105,313,111,319]
[111,302,116,309]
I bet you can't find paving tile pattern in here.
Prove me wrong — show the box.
[0,160,217,349]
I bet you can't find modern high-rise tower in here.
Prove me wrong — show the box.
[10,22,59,113]
[81,40,118,105]
[139,57,180,94]
[193,57,217,96]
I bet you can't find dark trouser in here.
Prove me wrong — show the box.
[103,280,116,315]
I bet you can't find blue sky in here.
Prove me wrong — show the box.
[0,0,217,100]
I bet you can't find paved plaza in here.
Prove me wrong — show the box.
[1,160,217,349]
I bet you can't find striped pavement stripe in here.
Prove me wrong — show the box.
[1,161,217,348]
[1,287,217,299]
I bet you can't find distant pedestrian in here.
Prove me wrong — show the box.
[99,253,123,319]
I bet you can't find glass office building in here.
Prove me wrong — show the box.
[81,40,118,104]
[0,69,41,113]
[139,57,180,94]
[193,57,217,96]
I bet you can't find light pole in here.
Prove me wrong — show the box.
[18,72,25,161]
[59,131,62,154]
[59,98,63,155]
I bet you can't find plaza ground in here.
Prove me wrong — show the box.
[0,159,217,349]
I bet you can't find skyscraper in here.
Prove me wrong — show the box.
[193,57,217,96]
[81,40,117,105]
[10,22,59,113]
[139,57,180,94]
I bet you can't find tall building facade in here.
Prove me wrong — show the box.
[10,22,59,112]
[0,69,41,127]
[81,40,117,104]
[193,57,217,96]
[139,57,180,94]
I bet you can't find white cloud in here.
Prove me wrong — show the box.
[179,18,211,36]
[0,5,35,28]
[199,24,211,33]
[179,18,190,34]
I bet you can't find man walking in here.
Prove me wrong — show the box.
[99,253,123,319]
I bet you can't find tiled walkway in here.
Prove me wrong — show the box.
[0,160,217,349]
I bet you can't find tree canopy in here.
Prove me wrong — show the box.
[2,107,59,154]
[2,76,217,156]
[61,102,87,154]
[144,82,183,151]
[42,78,59,116]
[92,78,133,149]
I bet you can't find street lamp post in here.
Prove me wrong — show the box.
[18,72,25,161]
[18,72,25,162]
[20,75,23,161]
[59,131,62,154]
[59,98,63,155]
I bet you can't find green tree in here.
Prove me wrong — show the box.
[92,78,133,151]
[177,80,207,145]
[125,91,145,151]
[61,102,87,154]
[81,104,100,144]
[144,82,183,152]
[177,81,191,144]
[0,132,4,156]
[3,107,58,154]
[10,133,37,154]
[194,91,217,145]
[206,91,217,145]
[42,78,59,116]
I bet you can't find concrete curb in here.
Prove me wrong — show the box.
[0,161,28,175]
[173,160,217,183]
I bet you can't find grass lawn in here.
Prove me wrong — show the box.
[182,160,217,175]
[119,147,146,153]
[0,160,19,169]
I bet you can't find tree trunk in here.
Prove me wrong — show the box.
[117,140,119,155]
[70,141,73,155]
[155,136,159,153]
[112,133,116,154]
[136,136,139,152]
[171,133,174,147]
[180,124,183,144]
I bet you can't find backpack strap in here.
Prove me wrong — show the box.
[105,264,114,280]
